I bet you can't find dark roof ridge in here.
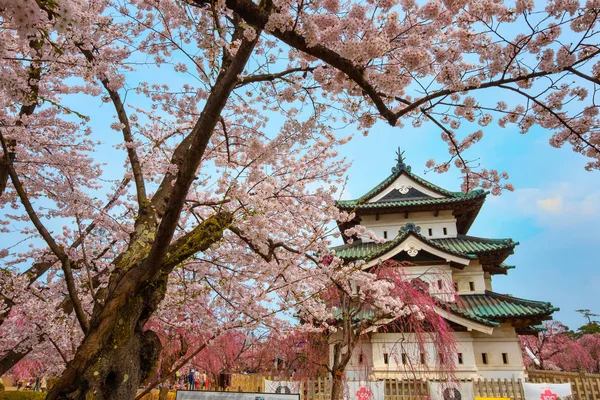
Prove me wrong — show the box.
[480,290,559,311]
[348,169,484,205]
[452,234,518,245]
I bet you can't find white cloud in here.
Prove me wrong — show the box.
[492,182,600,229]
[536,196,563,212]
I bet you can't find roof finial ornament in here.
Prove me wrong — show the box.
[392,147,411,173]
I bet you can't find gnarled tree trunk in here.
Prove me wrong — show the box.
[45,270,167,400]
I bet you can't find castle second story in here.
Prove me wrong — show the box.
[332,149,518,297]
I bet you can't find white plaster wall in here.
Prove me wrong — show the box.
[400,265,456,302]
[338,327,526,380]
[484,272,493,291]
[369,333,446,372]
[361,211,457,243]
[452,261,487,294]
[368,174,445,202]
[471,325,526,379]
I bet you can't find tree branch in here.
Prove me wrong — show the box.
[78,47,148,210]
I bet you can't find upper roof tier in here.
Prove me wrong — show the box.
[336,148,487,234]
[331,227,517,271]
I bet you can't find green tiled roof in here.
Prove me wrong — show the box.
[432,235,518,255]
[336,190,486,210]
[333,292,557,328]
[452,291,559,321]
[331,234,516,262]
[361,168,457,200]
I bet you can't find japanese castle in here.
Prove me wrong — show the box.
[331,150,557,379]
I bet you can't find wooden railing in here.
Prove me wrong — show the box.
[139,371,600,400]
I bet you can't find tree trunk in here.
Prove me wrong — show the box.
[330,372,345,400]
[45,271,167,400]
[46,212,233,400]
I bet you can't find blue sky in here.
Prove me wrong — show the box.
[8,7,597,332]
[334,119,600,331]
[37,55,599,332]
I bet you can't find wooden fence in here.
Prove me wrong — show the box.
[139,371,600,400]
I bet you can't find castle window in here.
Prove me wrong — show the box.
[401,353,407,365]
[469,281,475,291]
[383,353,389,365]
[428,228,433,236]
[437,280,443,290]
[383,231,387,239]
[376,214,380,221]
[502,353,509,364]
[359,354,363,364]
[482,353,488,365]
[420,352,426,364]
[443,227,448,235]
[412,278,430,292]
[458,353,463,364]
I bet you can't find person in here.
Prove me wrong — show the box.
[194,370,200,390]
[40,376,48,392]
[17,379,23,391]
[188,369,195,390]
[33,376,39,391]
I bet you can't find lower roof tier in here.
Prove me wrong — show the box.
[333,291,557,332]
[447,290,559,327]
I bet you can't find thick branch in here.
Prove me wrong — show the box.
[190,0,398,125]
[163,212,234,269]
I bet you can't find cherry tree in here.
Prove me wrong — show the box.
[1,0,599,399]
[521,321,600,373]
[297,260,457,400]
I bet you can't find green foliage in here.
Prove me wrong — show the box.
[0,392,47,400]
[573,309,600,338]
[578,322,600,336]
[0,382,4,391]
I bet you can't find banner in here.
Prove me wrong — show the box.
[345,381,385,400]
[429,381,474,400]
[176,390,300,400]
[264,380,302,394]
[523,383,573,400]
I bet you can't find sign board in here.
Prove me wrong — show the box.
[264,380,302,394]
[523,383,573,400]
[176,391,300,400]
[345,381,385,400]
[429,381,474,400]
